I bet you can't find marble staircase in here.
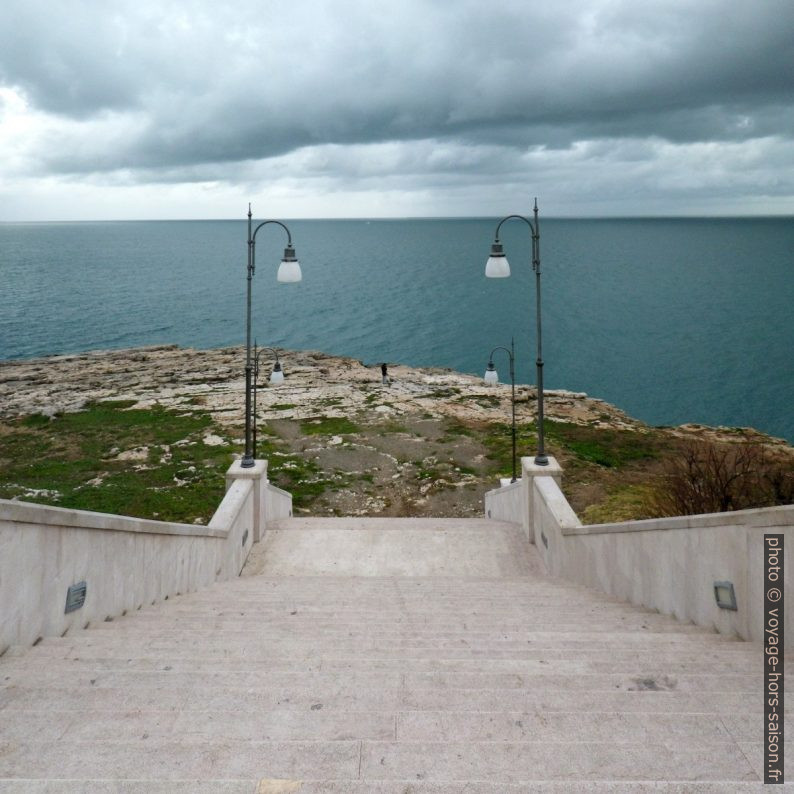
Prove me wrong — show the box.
[0,517,780,791]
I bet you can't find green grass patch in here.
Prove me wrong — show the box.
[545,422,662,468]
[267,453,337,509]
[482,422,537,473]
[483,419,662,472]
[0,402,236,524]
[21,413,60,428]
[580,484,657,524]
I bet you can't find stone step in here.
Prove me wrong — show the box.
[0,739,765,782]
[0,739,361,781]
[137,579,619,591]
[358,740,768,783]
[21,640,738,663]
[94,601,665,618]
[172,590,626,605]
[92,613,698,629]
[177,580,635,597]
[8,635,759,658]
[3,682,784,716]
[79,626,715,642]
[267,517,525,530]
[0,651,764,674]
[81,613,719,632]
[0,708,396,743]
[28,632,749,656]
[90,594,712,610]
[0,707,764,745]
[11,647,758,673]
[267,517,524,530]
[99,603,669,619]
[94,606,669,620]
[0,780,780,793]
[73,579,707,610]
[122,579,640,594]
[252,527,539,576]
[0,667,764,694]
[399,688,779,716]
[94,601,675,625]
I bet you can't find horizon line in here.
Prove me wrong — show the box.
[3,212,794,224]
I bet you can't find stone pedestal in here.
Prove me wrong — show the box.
[226,459,268,543]
[522,455,563,545]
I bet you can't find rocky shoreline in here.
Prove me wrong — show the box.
[2,345,790,520]
[1,343,788,442]
[0,343,671,431]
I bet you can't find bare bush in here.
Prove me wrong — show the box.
[765,465,794,505]
[650,440,794,517]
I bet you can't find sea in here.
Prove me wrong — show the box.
[1,216,792,443]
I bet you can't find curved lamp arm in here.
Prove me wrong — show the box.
[250,343,285,460]
[253,344,282,377]
[484,338,518,482]
[242,205,300,468]
[491,198,540,275]
[487,345,515,376]
[250,219,296,278]
[484,200,547,466]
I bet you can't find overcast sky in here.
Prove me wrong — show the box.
[1,0,793,220]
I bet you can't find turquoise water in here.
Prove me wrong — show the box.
[1,217,792,441]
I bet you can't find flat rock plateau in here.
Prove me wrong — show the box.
[0,344,634,427]
[1,344,790,519]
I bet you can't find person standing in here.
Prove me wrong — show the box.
[381,362,390,386]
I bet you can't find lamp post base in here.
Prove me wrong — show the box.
[533,453,549,466]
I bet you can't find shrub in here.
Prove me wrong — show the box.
[650,440,794,517]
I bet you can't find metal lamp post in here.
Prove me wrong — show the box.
[242,205,301,468]
[252,342,285,460]
[483,338,518,482]
[485,198,548,466]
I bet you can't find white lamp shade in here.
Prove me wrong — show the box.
[484,368,499,384]
[277,260,302,283]
[269,368,285,385]
[485,254,510,278]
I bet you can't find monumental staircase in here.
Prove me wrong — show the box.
[0,515,776,791]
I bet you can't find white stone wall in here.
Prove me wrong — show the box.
[484,478,527,538]
[265,482,293,520]
[485,455,794,648]
[0,460,282,653]
[559,505,794,646]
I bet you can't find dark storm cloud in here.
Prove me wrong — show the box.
[2,0,793,173]
[1,0,793,218]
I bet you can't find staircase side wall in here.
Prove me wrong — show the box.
[530,472,794,648]
[0,467,260,652]
[484,478,527,538]
[264,482,293,526]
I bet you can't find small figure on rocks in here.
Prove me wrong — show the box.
[381,362,391,386]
